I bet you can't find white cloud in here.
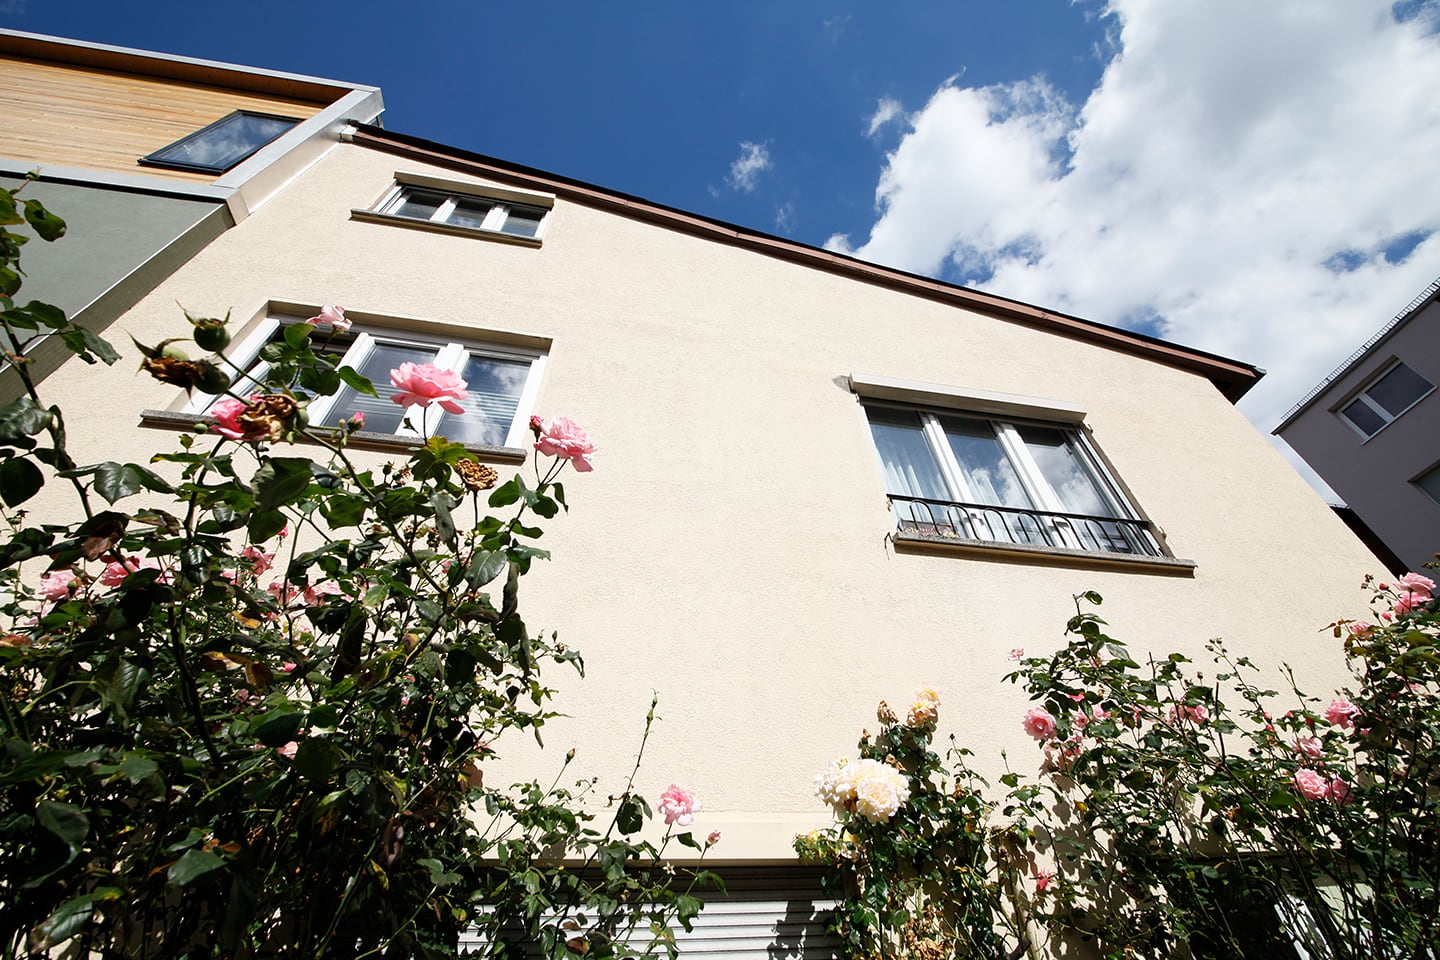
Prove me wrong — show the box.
[835,0,1440,444]
[866,97,906,138]
[775,202,795,233]
[726,141,772,193]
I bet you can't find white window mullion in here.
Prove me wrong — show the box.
[480,204,510,233]
[995,422,1083,549]
[309,333,374,428]
[921,414,969,502]
[504,353,547,448]
[432,197,459,224]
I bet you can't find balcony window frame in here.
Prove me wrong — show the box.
[180,308,547,452]
[1336,359,1435,441]
[139,110,301,175]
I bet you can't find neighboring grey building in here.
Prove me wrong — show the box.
[1275,278,1440,574]
[0,29,383,400]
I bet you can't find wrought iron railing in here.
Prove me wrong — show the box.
[888,495,1164,557]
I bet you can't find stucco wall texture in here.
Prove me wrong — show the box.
[32,143,1382,860]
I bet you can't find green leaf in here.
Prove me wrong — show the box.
[169,848,225,887]
[36,894,93,946]
[23,198,66,241]
[253,710,304,748]
[282,322,314,348]
[58,325,120,365]
[0,265,18,297]
[249,509,287,543]
[36,801,88,845]
[0,396,51,441]
[293,739,337,785]
[617,795,645,835]
[488,478,521,508]
[254,457,313,510]
[89,462,174,504]
[118,753,158,782]
[0,189,20,225]
[24,300,67,330]
[0,457,43,506]
[337,365,378,397]
[465,550,507,590]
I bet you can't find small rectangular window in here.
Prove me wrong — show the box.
[1416,464,1440,508]
[140,111,300,174]
[189,313,545,450]
[1338,361,1434,438]
[378,184,549,240]
[863,403,1162,557]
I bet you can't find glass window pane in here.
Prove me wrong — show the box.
[1340,399,1386,437]
[1417,465,1440,507]
[435,354,532,446]
[501,206,545,237]
[145,113,297,173]
[447,198,496,230]
[328,342,438,435]
[865,408,949,501]
[1365,362,1432,417]
[938,416,1032,509]
[393,190,444,221]
[1017,425,1115,517]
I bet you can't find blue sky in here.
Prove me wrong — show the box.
[5,1,1440,492]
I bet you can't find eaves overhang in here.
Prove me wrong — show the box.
[346,124,1264,404]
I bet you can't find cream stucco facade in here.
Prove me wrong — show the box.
[31,132,1380,864]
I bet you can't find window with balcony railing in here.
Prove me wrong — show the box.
[863,403,1164,558]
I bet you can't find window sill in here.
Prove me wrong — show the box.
[890,531,1197,577]
[139,409,528,463]
[349,209,543,248]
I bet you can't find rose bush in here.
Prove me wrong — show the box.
[0,184,714,958]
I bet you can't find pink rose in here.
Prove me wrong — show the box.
[1294,736,1324,759]
[99,556,169,587]
[277,741,299,759]
[1396,572,1436,598]
[1022,707,1058,741]
[38,569,79,600]
[349,411,365,429]
[210,395,262,440]
[1294,768,1328,800]
[1008,648,1025,661]
[707,831,721,847]
[1394,591,1428,615]
[1346,620,1375,638]
[1324,698,1361,730]
[534,416,596,472]
[281,661,297,673]
[1034,869,1056,892]
[389,363,468,414]
[657,784,701,826]
[239,546,274,577]
[306,304,351,332]
[1168,704,1208,725]
[1329,777,1351,805]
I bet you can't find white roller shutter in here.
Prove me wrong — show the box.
[459,867,839,960]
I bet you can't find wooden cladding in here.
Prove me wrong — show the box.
[0,55,327,182]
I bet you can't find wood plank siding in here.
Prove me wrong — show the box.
[0,55,328,182]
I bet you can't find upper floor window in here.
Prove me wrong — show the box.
[186,311,545,450]
[864,403,1162,557]
[374,182,549,240]
[1338,361,1434,439]
[140,111,300,174]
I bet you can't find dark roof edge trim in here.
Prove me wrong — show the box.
[348,124,1264,403]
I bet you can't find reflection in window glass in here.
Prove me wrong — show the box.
[142,112,299,174]
[939,416,1032,508]
[443,354,533,447]
[1366,362,1432,417]
[866,408,949,501]
[1340,398,1386,437]
[1017,426,1114,517]
[329,342,435,435]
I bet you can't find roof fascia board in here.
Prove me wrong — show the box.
[0,28,377,103]
[347,125,1262,404]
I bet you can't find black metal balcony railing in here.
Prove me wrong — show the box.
[888,495,1164,557]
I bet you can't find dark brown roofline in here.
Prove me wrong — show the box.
[0,29,363,104]
[349,124,1263,403]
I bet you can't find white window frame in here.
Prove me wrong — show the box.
[375,183,550,241]
[863,400,1160,557]
[1337,360,1435,440]
[185,313,547,450]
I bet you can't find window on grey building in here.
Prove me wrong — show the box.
[140,111,300,174]
[1338,361,1434,438]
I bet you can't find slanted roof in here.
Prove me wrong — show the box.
[346,122,1265,403]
